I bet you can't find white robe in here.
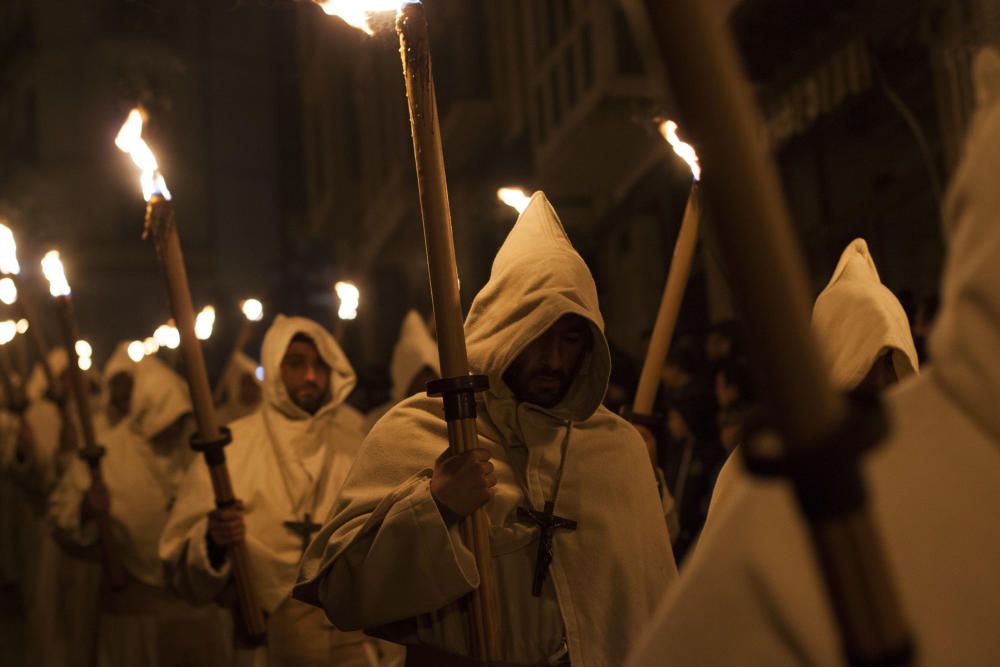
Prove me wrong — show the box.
[48,356,231,667]
[295,192,677,667]
[216,351,262,427]
[626,51,1000,667]
[160,314,377,667]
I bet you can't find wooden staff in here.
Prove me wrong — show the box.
[144,195,267,644]
[396,3,500,660]
[50,292,128,590]
[0,343,26,413]
[5,275,59,399]
[632,185,701,415]
[637,1,913,664]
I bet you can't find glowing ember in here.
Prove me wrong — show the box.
[78,356,92,371]
[75,339,93,359]
[0,321,16,345]
[195,306,216,341]
[115,108,172,201]
[142,337,160,356]
[0,224,21,275]
[15,319,28,335]
[659,120,701,181]
[127,340,145,362]
[497,187,532,214]
[335,281,360,320]
[154,323,181,350]
[0,277,16,305]
[41,251,72,297]
[314,0,411,36]
[241,298,264,322]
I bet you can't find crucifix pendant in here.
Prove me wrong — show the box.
[283,512,322,554]
[517,500,577,597]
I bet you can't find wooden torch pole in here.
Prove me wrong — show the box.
[51,292,128,591]
[397,3,500,660]
[632,185,701,415]
[636,1,913,664]
[144,195,267,644]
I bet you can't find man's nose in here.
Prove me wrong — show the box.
[304,364,318,382]
[542,340,562,369]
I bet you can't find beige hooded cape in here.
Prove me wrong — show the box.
[627,56,1000,667]
[92,341,139,435]
[294,192,677,666]
[159,314,374,667]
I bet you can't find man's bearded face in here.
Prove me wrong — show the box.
[503,314,591,409]
[280,338,330,415]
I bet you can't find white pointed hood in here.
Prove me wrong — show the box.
[389,310,439,403]
[102,341,136,384]
[464,191,612,424]
[260,314,356,421]
[26,347,69,401]
[129,355,191,441]
[811,238,918,390]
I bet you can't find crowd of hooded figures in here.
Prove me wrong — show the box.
[2,49,1000,667]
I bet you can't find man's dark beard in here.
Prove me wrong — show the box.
[292,383,324,414]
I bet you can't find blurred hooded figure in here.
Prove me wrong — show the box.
[160,314,377,667]
[293,192,676,666]
[49,355,230,667]
[364,310,440,433]
[93,341,138,435]
[215,351,263,426]
[626,48,1000,667]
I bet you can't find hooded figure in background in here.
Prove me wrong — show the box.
[160,314,377,667]
[215,351,263,426]
[626,48,1000,667]
[93,341,138,436]
[49,355,231,667]
[364,310,440,433]
[294,192,677,666]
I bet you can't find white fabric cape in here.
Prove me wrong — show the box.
[216,350,262,426]
[159,314,372,667]
[626,57,1000,667]
[294,191,677,667]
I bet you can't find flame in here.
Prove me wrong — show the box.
[195,305,216,340]
[153,323,181,350]
[0,277,16,305]
[115,108,172,201]
[659,120,701,181]
[41,251,72,297]
[15,319,28,335]
[0,224,20,275]
[335,281,360,320]
[78,356,92,371]
[127,340,145,362]
[75,339,93,359]
[241,298,263,322]
[142,337,160,356]
[497,187,532,214]
[0,320,16,345]
[314,0,412,36]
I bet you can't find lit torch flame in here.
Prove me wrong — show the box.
[15,319,28,335]
[497,187,532,214]
[0,277,17,305]
[115,108,172,201]
[41,251,72,297]
[142,337,160,356]
[0,320,16,346]
[335,281,360,320]
[75,340,92,359]
[195,306,216,341]
[154,323,181,350]
[241,298,263,322]
[314,0,412,36]
[127,340,145,362]
[659,120,701,181]
[0,223,21,275]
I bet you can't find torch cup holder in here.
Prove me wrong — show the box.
[426,374,490,422]
[190,426,233,466]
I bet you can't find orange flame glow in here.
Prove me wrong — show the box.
[115,108,172,201]
[659,120,701,181]
[314,0,413,36]
[0,224,20,275]
[41,251,72,297]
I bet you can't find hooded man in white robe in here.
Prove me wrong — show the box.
[215,351,263,426]
[626,48,1000,667]
[49,355,231,667]
[159,314,377,667]
[364,310,440,433]
[294,192,677,667]
[92,341,138,436]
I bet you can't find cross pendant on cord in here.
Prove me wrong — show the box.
[517,500,577,597]
[283,512,322,554]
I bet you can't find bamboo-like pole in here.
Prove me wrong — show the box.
[397,3,500,660]
[144,196,267,644]
[7,275,58,398]
[638,1,912,664]
[51,294,128,591]
[632,185,701,415]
